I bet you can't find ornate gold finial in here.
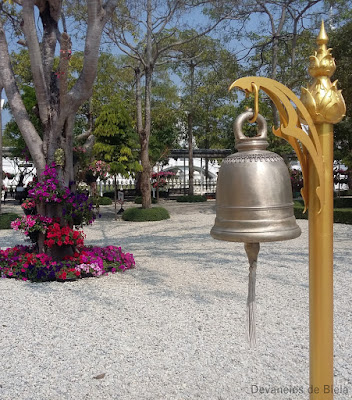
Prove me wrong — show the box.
[316,20,328,45]
[301,21,346,124]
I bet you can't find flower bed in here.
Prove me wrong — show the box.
[3,162,135,282]
[0,245,135,282]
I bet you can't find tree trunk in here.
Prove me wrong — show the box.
[140,136,151,209]
[156,165,160,203]
[205,136,209,192]
[263,4,286,129]
[135,65,152,209]
[134,0,154,210]
[188,62,195,196]
[114,175,118,220]
[271,34,280,128]
[141,63,153,209]
[0,1,118,263]
[188,112,194,196]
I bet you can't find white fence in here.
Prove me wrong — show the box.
[97,177,217,196]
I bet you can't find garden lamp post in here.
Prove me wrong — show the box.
[212,22,345,400]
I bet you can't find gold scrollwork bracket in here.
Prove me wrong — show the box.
[229,76,325,212]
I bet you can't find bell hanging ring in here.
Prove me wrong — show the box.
[211,109,301,243]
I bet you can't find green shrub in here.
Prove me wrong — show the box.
[134,196,157,204]
[176,195,207,203]
[294,203,308,220]
[122,207,170,222]
[333,197,352,208]
[0,213,21,229]
[103,191,114,199]
[294,203,352,224]
[94,196,113,206]
[294,199,305,207]
[337,190,352,197]
[333,209,352,224]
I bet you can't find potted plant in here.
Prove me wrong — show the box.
[21,199,37,215]
[62,192,96,227]
[10,215,55,243]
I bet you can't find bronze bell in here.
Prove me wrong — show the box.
[211,109,301,243]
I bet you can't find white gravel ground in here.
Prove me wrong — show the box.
[0,200,351,400]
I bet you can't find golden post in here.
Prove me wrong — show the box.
[301,21,346,399]
[228,20,346,400]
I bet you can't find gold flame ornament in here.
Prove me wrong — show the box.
[301,21,346,124]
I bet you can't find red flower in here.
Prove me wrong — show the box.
[44,224,84,249]
[58,271,67,280]
[46,239,55,247]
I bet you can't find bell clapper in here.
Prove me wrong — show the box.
[244,242,260,348]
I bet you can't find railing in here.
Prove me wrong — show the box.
[97,178,217,197]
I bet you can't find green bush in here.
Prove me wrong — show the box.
[294,199,305,206]
[337,190,352,197]
[176,195,207,203]
[333,197,352,208]
[94,196,113,206]
[122,207,170,222]
[294,203,352,224]
[333,209,352,224]
[0,213,21,229]
[103,191,115,199]
[134,196,157,204]
[294,204,308,220]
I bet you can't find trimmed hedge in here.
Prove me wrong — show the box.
[134,196,157,204]
[94,196,113,206]
[294,203,352,224]
[0,213,21,229]
[122,207,170,222]
[333,197,352,208]
[103,191,115,199]
[294,204,308,220]
[176,195,207,203]
[336,190,352,197]
[334,209,352,224]
[103,190,137,199]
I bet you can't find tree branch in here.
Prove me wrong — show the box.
[135,66,143,136]
[155,17,226,63]
[68,0,118,111]
[105,25,146,65]
[152,0,182,34]
[39,0,61,89]
[21,1,49,124]
[0,20,45,171]
[82,134,95,153]
[76,129,92,141]
[58,32,71,107]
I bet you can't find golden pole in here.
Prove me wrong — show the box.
[301,22,346,399]
[229,21,346,400]
[308,123,334,399]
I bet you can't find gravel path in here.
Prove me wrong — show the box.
[0,200,351,400]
